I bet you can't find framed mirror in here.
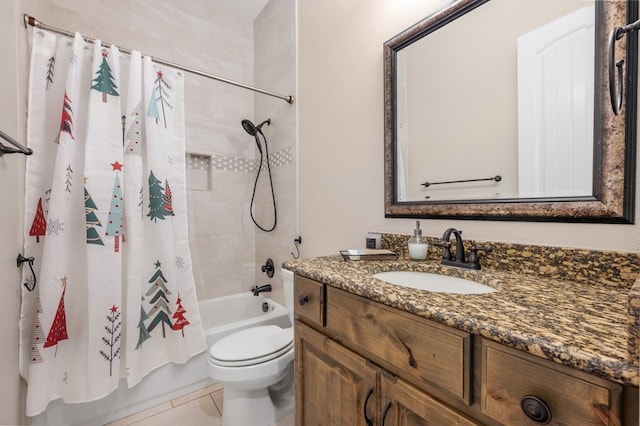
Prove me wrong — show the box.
[384,0,637,223]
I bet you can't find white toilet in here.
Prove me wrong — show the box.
[208,269,295,426]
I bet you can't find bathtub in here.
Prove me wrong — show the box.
[31,293,291,426]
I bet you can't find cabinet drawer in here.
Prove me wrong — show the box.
[326,286,471,402]
[481,339,622,425]
[294,275,325,327]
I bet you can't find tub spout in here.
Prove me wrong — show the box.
[251,284,272,296]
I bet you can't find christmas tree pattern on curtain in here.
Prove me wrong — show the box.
[45,56,55,89]
[147,171,174,222]
[30,293,45,364]
[59,92,74,140]
[84,186,104,245]
[21,32,206,416]
[147,69,173,128]
[91,49,119,103]
[145,260,173,338]
[171,294,190,337]
[43,276,69,356]
[125,101,143,156]
[135,296,151,349]
[105,163,124,253]
[163,179,175,216]
[29,198,47,243]
[99,305,121,376]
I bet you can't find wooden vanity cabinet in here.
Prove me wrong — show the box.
[295,322,479,425]
[294,276,638,425]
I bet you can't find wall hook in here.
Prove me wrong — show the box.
[608,17,640,115]
[17,254,36,292]
[291,236,302,259]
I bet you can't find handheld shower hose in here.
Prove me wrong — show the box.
[241,118,277,232]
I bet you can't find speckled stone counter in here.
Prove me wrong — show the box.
[284,241,640,387]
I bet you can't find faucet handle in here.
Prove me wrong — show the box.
[433,241,451,247]
[468,245,492,269]
[433,241,452,260]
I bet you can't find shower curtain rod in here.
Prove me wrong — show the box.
[0,128,33,156]
[23,14,295,104]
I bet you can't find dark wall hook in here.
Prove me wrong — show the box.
[608,17,640,115]
[609,27,626,115]
[17,254,36,291]
[291,236,302,259]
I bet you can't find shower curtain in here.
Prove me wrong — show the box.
[19,29,206,417]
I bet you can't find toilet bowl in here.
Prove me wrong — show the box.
[208,269,295,426]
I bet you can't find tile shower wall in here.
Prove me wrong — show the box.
[254,0,297,306]
[186,144,295,301]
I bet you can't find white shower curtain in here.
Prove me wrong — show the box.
[19,28,206,417]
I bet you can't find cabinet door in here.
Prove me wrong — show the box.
[295,322,379,426]
[380,371,480,426]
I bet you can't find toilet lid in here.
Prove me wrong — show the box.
[209,325,293,367]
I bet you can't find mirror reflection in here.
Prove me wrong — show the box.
[396,0,595,202]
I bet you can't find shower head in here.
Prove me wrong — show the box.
[241,119,258,137]
[241,118,271,136]
[241,119,271,155]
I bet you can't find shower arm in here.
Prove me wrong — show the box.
[23,14,295,105]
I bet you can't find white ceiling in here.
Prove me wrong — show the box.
[210,0,269,21]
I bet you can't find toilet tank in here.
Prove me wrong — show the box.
[282,268,294,326]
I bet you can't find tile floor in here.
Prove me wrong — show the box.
[106,383,295,426]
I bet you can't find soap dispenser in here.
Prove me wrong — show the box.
[408,220,428,260]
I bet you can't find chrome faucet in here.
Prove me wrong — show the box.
[434,228,492,270]
[251,284,272,296]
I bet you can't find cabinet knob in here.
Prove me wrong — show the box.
[521,395,551,424]
[298,294,309,305]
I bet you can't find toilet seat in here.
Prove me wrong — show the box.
[210,325,293,367]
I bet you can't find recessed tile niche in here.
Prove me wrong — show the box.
[187,153,211,191]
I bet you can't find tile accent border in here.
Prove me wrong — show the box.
[188,147,294,173]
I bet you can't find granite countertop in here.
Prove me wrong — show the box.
[284,255,639,387]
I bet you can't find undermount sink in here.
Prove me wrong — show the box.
[373,271,496,294]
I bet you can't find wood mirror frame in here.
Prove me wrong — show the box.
[384,0,637,223]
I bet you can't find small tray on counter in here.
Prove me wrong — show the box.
[339,249,399,261]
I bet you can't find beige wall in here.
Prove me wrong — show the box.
[297,0,640,258]
[1,3,27,425]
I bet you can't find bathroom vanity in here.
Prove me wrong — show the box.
[286,242,640,425]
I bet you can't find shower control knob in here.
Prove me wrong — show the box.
[261,258,275,278]
[298,295,309,306]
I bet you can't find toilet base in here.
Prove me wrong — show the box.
[221,384,294,426]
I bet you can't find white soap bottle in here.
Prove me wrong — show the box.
[408,221,428,260]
